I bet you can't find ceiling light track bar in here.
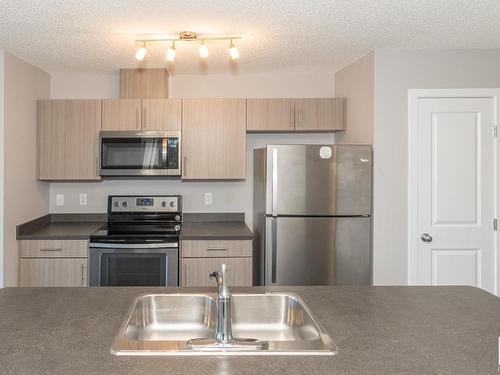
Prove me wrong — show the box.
[135,36,242,44]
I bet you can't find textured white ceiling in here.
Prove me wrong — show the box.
[1,0,500,75]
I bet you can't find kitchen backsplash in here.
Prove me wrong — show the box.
[49,133,335,226]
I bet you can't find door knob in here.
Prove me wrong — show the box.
[421,233,433,243]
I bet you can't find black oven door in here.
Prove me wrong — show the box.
[89,246,178,287]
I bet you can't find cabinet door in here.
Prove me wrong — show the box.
[102,99,141,130]
[142,99,182,131]
[182,99,246,179]
[181,258,252,287]
[246,99,294,132]
[38,100,101,180]
[19,258,87,287]
[294,98,344,132]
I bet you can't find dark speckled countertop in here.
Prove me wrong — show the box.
[0,286,499,374]
[17,214,106,240]
[17,213,252,240]
[180,222,252,240]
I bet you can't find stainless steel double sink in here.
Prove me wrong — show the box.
[111,293,337,356]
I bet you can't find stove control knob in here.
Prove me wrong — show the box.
[174,225,181,231]
[161,201,166,207]
[169,201,175,208]
[113,201,119,208]
[175,215,181,221]
[122,201,128,208]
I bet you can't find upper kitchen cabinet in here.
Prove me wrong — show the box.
[119,69,169,99]
[102,99,141,130]
[246,99,295,132]
[38,100,101,180]
[294,98,344,132]
[182,99,246,179]
[142,99,182,131]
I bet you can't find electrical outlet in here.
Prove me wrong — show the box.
[204,192,213,205]
[56,194,64,206]
[79,193,88,206]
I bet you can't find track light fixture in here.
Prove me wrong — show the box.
[166,41,176,62]
[135,43,147,61]
[199,40,208,59]
[229,39,239,60]
[134,31,241,63]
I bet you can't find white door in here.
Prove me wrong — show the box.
[410,93,497,294]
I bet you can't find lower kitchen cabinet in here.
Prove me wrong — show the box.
[181,257,252,287]
[18,239,88,287]
[19,258,87,287]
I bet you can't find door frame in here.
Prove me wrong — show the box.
[408,89,499,294]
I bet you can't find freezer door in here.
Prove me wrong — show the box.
[266,145,372,216]
[265,216,371,285]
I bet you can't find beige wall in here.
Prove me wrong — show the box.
[170,71,335,98]
[334,53,374,144]
[49,70,336,226]
[50,71,119,99]
[0,51,4,287]
[4,52,50,286]
[373,49,500,285]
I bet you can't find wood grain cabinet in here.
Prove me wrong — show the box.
[246,99,295,132]
[182,99,246,179]
[180,240,252,287]
[19,240,88,287]
[246,98,344,132]
[142,99,182,131]
[37,100,101,180]
[102,99,141,130]
[294,98,344,132]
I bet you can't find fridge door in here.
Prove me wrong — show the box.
[266,145,372,216]
[265,216,371,285]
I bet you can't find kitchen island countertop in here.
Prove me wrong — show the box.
[0,285,498,374]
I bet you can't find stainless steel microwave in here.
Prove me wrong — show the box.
[99,131,181,176]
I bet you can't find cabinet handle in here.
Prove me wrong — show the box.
[290,105,294,129]
[81,263,85,286]
[96,156,99,177]
[39,248,62,252]
[183,156,186,177]
[206,247,229,251]
[298,109,302,128]
[136,108,140,128]
[183,262,187,286]
[143,107,147,128]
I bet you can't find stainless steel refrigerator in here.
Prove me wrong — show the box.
[253,144,372,286]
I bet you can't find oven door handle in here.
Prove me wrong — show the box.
[89,242,178,249]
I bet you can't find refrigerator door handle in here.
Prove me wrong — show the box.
[272,148,278,217]
[271,217,278,283]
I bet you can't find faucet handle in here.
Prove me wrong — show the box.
[209,264,228,287]
[209,271,219,282]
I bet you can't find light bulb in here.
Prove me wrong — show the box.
[135,46,147,61]
[229,41,239,60]
[166,42,176,62]
[199,41,208,58]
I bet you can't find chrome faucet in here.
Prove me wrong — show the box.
[209,264,233,343]
[186,263,265,351]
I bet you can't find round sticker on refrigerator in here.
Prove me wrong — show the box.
[319,146,332,159]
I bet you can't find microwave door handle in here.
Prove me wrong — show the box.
[165,255,169,286]
[162,139,168,167]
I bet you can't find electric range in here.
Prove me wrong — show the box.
[89,195,181,287]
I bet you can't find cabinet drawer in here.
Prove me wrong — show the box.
[182,257,252,287]
[181,240,252,258]
[20,240,88,258]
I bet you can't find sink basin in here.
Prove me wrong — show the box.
[111,293,337,355]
